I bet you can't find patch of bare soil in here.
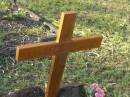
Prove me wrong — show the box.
[0,3,58,56]
[0,18,56,56]
[4,85,87,97]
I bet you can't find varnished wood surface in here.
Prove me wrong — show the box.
[56,11,77,43]
[16,35,102,61]
[45,12,76,97]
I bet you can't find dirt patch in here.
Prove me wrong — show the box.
[0,4,58,56]
[58,85,87,97]
[4,85,87,97]
[0,19,56,56]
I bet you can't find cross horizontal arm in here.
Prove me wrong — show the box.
[16,35,103,61]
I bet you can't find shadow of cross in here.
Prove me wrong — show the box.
[16,11,103,97]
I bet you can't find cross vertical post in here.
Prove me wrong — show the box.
[45,12,77,97]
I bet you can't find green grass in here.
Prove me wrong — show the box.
[0,0,130,96]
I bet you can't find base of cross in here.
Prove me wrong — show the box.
[5,84,87,97]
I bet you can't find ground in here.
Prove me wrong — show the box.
[0,0,130,97]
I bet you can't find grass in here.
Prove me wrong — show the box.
[0,0,130,96]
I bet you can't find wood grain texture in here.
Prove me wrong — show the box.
[56,11,77,43]
[16,35,102,61]
[45,12,77,97]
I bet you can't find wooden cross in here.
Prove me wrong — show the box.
[16,12,103,97]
